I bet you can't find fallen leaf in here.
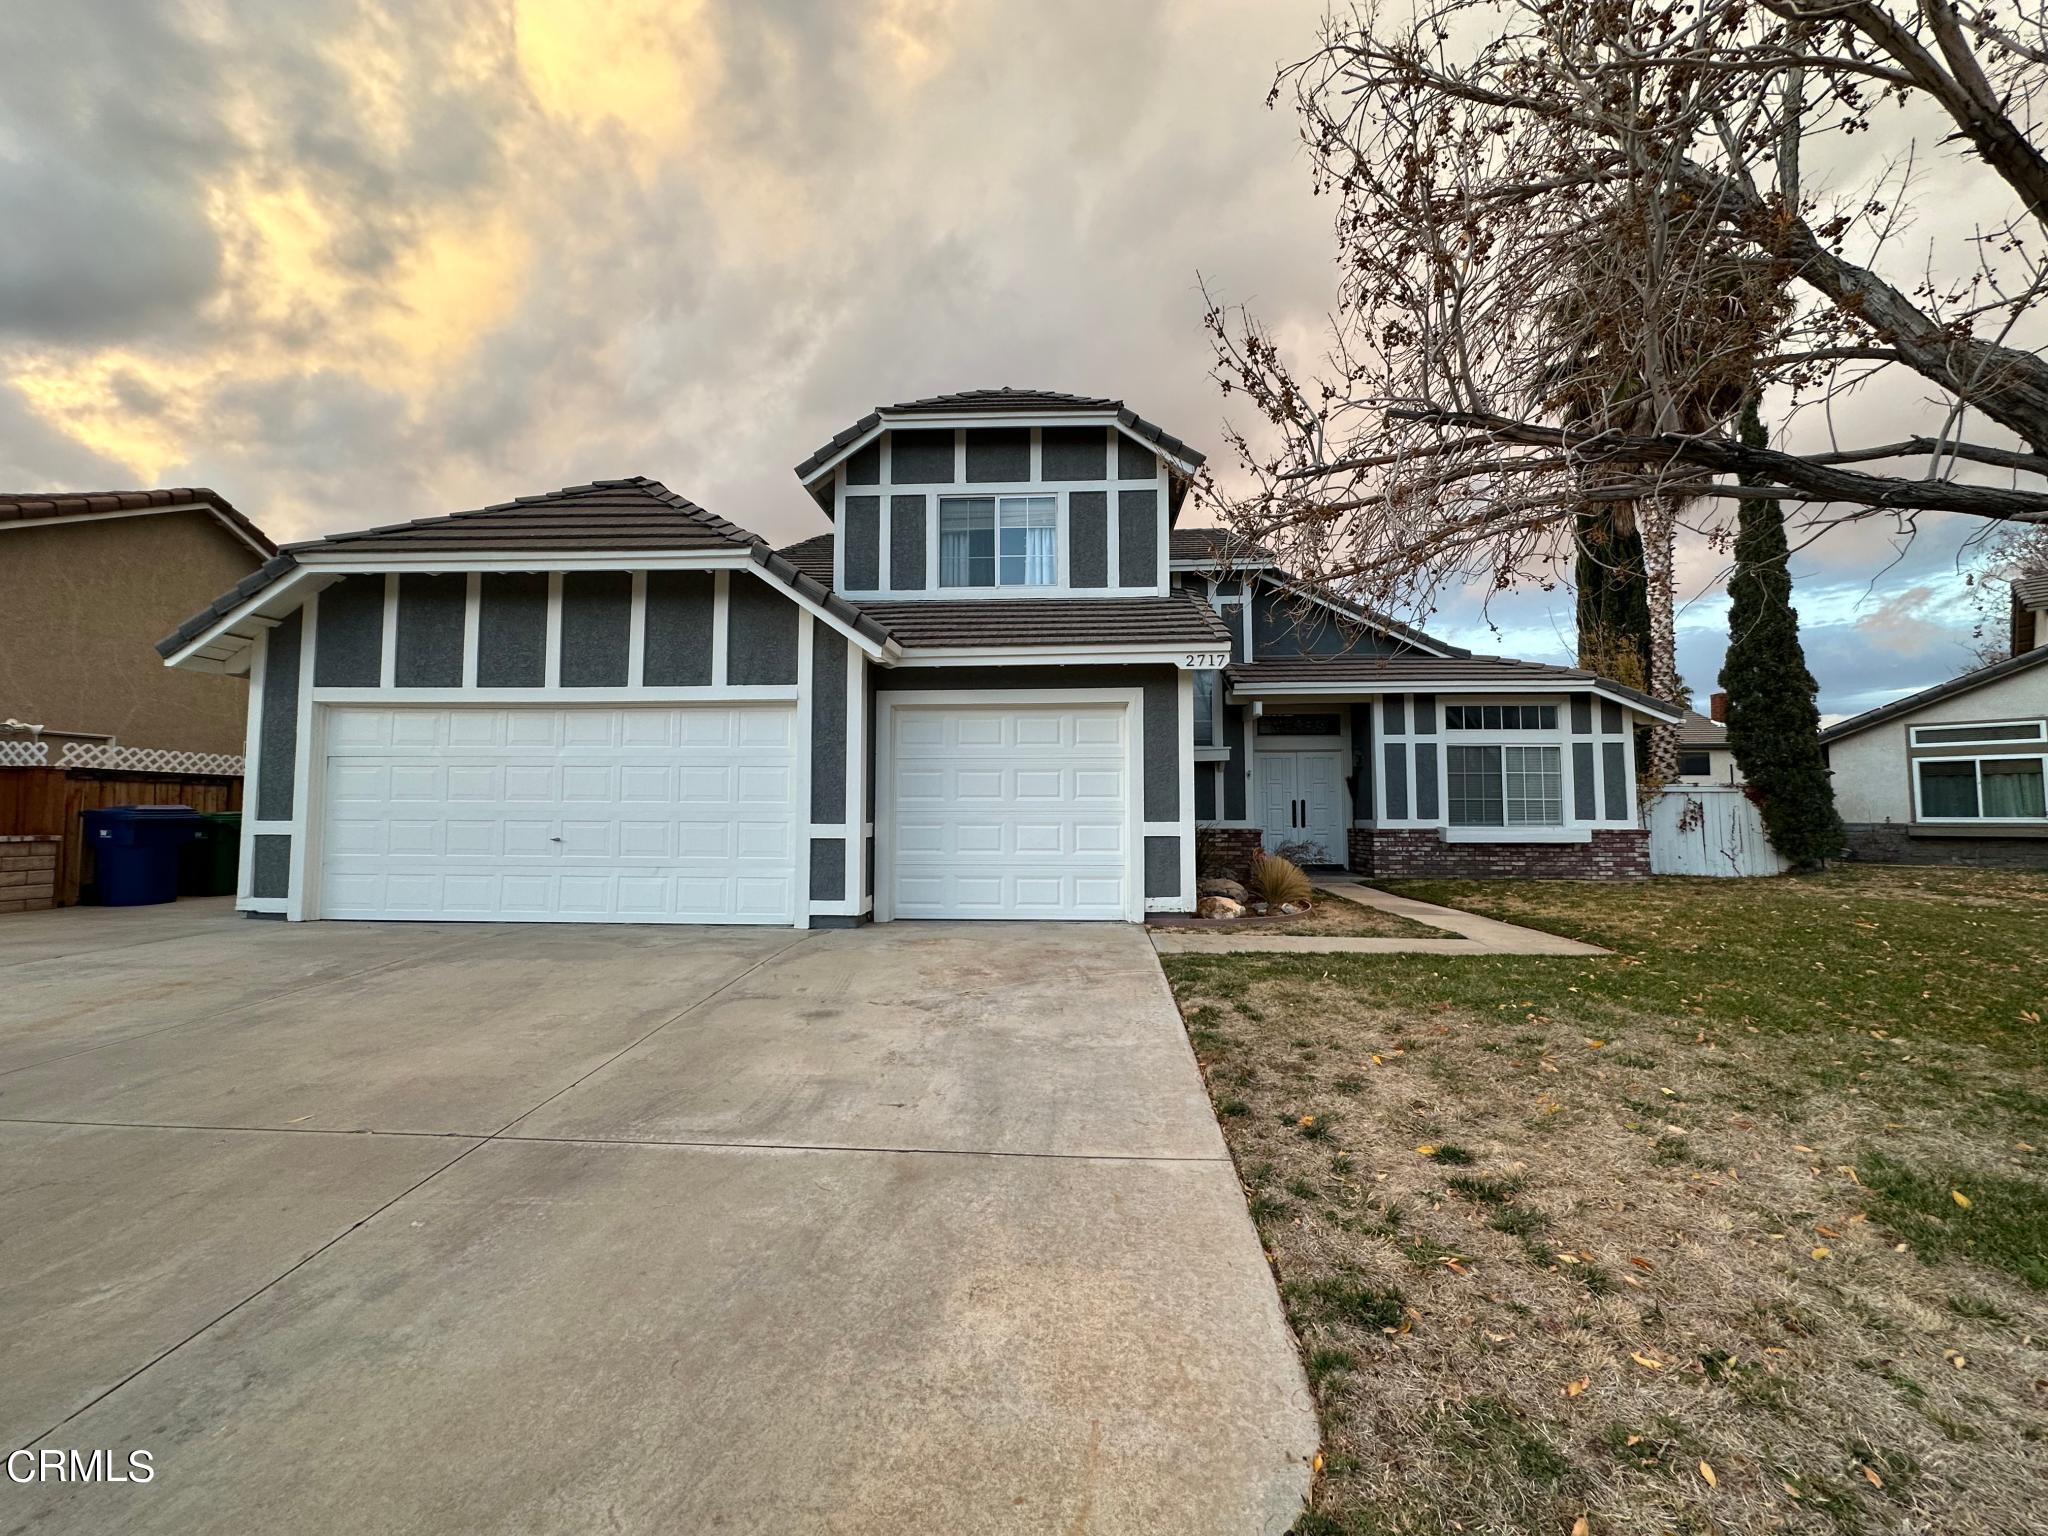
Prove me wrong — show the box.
[1631,1352,1663,1370]
[1782,1481,1802,1500]
[1416,1145,1436,1156]
[1816,1224,1839,1238]
[1314,1451,1324,1473]
[1564,1377,1590,1398]
[1299,1115,1316,1128]
[1571,1519,1590,1536]
[1629,1256,1655,1271]
[1625,1434,1643,1446]
[1794,1144,1816,1154]
[1811,1246,1832,1260]
[1484,1330,1511,1343]
[1862,1466,1883,1488]
[1585,1038,1606,1049]
[1370,1053,1383,1066]
[1700,1461,1718,1489]
[1952,1189,1972,1209]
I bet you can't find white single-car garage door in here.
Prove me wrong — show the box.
[318,706,797,923]
[887,702,1132,920]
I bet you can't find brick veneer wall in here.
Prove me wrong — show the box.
[1195,826,1265,882]
[1353,827,1649,879]
[1843,823,2048,870]
[0,835,59,914]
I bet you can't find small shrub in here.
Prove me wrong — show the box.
[1250,852,1313,908]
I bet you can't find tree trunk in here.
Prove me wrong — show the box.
[1638,493,1683,786]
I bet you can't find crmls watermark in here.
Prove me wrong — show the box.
[7,1449,154,1484]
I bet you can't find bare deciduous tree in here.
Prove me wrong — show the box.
[1204,0,2048,705]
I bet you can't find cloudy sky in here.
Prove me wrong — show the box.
[0,0,2020,718]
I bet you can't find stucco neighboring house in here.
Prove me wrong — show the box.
[1672,697,1743,786]
[1821,582,2048,867]
[1,488,276,759]
[158,388,1680,927]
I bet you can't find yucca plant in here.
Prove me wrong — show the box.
[1249,852,1311,908]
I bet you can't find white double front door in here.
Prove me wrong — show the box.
[1260,749,1345,866]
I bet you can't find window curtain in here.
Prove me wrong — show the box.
[1024,522,1056,585]
[1981,758,2047,818]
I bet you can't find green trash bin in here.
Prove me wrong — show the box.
[180,811,243,896]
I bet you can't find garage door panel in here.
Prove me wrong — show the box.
[888,703,1132,921]
[320,706,797,924]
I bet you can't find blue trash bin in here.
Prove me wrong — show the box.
[82,805,204,906]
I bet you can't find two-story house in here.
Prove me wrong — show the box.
[159,389,1678,926]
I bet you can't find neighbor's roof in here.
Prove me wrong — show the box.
[0,486,276,558]
[2016,573,2048,608]
[1819,643,2048,744]
[158,478,890,662]
[1677,709,1727,750]
[792,387,1206,485]
[1226,655,1683,720]
[858,591,1230,651]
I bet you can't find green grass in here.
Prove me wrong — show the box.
[1860,1150,2048,1289]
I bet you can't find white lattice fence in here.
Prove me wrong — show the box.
[0,741,52,767]
[54,743,244,775]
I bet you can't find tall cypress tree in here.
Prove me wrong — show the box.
[1720,397,1845,868]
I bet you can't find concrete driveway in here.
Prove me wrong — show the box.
[0,901,1313,1534]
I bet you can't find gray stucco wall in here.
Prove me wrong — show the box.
[844,496,881,589]
[1573,742,1598,820]
[1224,702,1247,820]
[811,625,847,823]
[251,834,290,898]
[1118,489,1158,588]
[1384,743,1409,818]
[1144,835,1180,899]
[965,427,1029,482]
[1348,704,1373,825]
[846,440,881,485]
[1602,740,1628,820]
[1041,425,1106,480]
[1252,586,1408,660]
[643,570,713,686]
[890,429,954,484]
[558,572,631,687]
[314,575,383,687]
[726,573,798,685]
[1413,742,1440,820]
[477,572,547,687]
[889,495,925,589]
[1069,491,1108,588]
[1117,435,1156,481]
[257,609,301,822]
[810,837,845,902]
[395,574,465,688]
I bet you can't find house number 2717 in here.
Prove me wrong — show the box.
[1180,652,1231,670]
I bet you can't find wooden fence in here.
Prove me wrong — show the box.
[1646,784,1789,877]
[0,768,243,907]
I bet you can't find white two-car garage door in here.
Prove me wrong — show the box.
[318,706,797,923]
[887,702,1133,921]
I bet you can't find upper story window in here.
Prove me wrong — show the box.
[1446,703,1557,730]
[938,495,1056,588]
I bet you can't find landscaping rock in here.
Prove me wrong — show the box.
[1249,901,1270,916]
[1196,877,1251,903]
[1196,895,1244,920]
[1277,902,1304,916]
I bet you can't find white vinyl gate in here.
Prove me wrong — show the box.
[1645,785,1789,877]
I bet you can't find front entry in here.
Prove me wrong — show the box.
[1259,749,1345,866]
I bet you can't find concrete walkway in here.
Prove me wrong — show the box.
[1149,880,1608,957]
[1,902,1316,1535]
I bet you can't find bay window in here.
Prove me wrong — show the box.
[938,495,1056,588]
[1447,744,1564,827]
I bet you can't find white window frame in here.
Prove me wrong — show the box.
[1911,750,2048,823]
[1908,718,2046,748]
[1445,741,1567,830]
[936,493,1059,591]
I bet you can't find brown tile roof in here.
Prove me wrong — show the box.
[0,486,276,555]
[792,387,1205,483]
[858,591,1230,651]
[287,477,752,555]
[159,479,891,658]
[1226,655,1681,718]
[1677,709,1728,749]
[777,532,835,586]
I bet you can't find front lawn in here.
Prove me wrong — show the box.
[1163,867,2047,1535]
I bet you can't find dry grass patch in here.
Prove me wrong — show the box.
[1262,888,1457,940]
[1167,867,2047,1535]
